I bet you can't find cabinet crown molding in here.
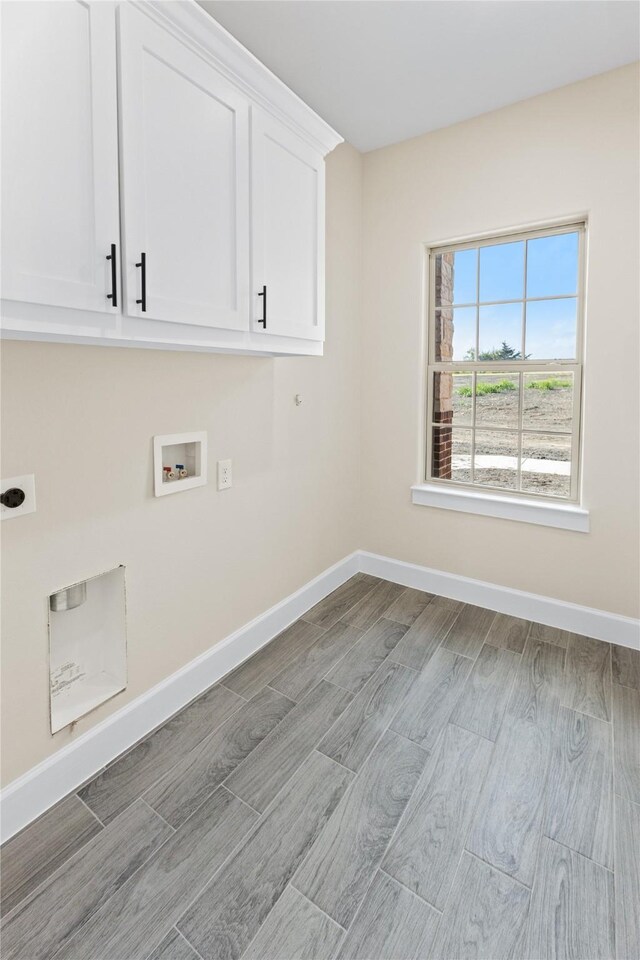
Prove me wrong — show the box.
[132,0,343,156]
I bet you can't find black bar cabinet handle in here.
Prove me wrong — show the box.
[106,243,117,308]
[136,252,146,312]
[257,284,267,328]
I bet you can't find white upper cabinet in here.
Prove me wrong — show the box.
[1,1,120,314]
[118,6,250,330]
[0,0,341,355]
[251,110,324,341]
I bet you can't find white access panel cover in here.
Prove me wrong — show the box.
[49,566,127,733]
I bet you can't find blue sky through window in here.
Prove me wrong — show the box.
[525,298,577,359]
[444,229,579,359]
[479,303,523,357]
[479,241,525,302]
[452,249,477,304]
[451,306,475,360]
[527,232,578,297]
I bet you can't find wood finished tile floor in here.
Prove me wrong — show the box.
[2,574,639,960]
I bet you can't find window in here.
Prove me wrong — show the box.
[426,223,584,502]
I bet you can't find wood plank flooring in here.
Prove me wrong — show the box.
[614,794,640,960]
[54,788,257,960]
[148,929,201,960]
[382,723,493,910]
[523,837,615,960]
[1,574,638,960]
[430,852,531,959]
[242,886,344,960]
[563,632,612,721]
[292,731,427,927]
[0,794,102,915]
[2,801,172,960]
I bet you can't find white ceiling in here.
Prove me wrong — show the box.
[198,1,640,152]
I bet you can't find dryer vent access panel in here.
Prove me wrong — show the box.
[49,566,127,734]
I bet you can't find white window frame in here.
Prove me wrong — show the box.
[423,220,587,511]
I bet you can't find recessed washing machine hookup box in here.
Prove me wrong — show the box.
[153,431,207,497]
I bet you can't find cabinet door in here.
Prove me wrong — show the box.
[251,109,325,341]
[1,1,120,313]
[118,6,250,330]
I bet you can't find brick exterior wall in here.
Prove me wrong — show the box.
[433,253,454,479]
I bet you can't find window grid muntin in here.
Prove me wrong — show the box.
[522,238,528,363]
[426,220,585,504]
[450,293,578,308]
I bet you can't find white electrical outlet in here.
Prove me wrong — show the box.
[1,474,36,520]
[217,459,232,490]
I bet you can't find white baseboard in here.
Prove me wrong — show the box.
[2,548,638,843]
[357,551,640,650]
[0,552,359,843]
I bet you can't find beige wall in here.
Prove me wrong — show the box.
[360,63,640,619]
[0,143,363,785]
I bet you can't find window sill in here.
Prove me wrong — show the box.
[411,483,590,532]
